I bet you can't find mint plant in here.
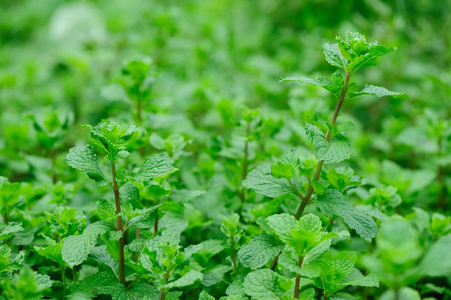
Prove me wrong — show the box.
[31,111,71,183]
[221,214,242,273]
[66,120,175,287]
[0,180,20,221]
[243,32,407,298]
[118,56,155,125]
[2,7,450,298]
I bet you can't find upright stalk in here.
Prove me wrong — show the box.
[72,267,77,282]
[269,252,280,271]
[242,122,250,180]
[295,72,351,220]
[154,214,159,234]
[50,149,57,184]
[136,99,143,125]
[294,256,303,298]
[437,138,447,209]
[137,99,146,159]
[271,72,351,272]
[160,267,170,300]
[135,104,144,260]
[61,266,66,296]
[230,234,238,273]
[238,122,250,217]
[3,213,9,246]
[111,161,126,286]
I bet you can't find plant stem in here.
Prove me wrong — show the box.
[416,275,425,292]
[3,213,9,246]
[295,71,351,220]
[231,234,238,273]
[61,265,66,296]
[437,137,446,209]
[269,252,280,271]
[323,292,329,300]
[394,279,400,300]
[154,214,159,234]
[242,122,250,180]
[137,99,142,125]
[111,161,126,286]
[294,256,303,298]
[160,267,171,300]
[50,149,57,184]
[126,277,140,289]
[134,229,141,262]
[238,122,250,217]
[328,217,334,231]
[438,165,446,209]
[72,267,77,282]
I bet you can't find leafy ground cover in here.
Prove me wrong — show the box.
[1,1,450,299]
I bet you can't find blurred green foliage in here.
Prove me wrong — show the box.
[0,0,450,299]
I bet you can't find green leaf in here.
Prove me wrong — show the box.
[62,221,112,268]
[280,71,344,96]
[315,190,377,242]
[128,206,159,229]
[243,269,292,299]
[420,235,451,277]
[0,245,11,272]
[280,76,327,86]
[343,269,379,288]
[91,246,118,274]
[122,55,152,82]
[133,153,176,182]
[311,179,329,196]
[10,267,52,299]
[203,265,231,287]
[163,270,203,289]
[346,45,395,72]
[35,243,64,266]
[303,239,332,265]
[265,214,297,244]
[199,290,215,300]
[431,213,451,238]
[170,189,206,203]
[324,43,348,68]
[0,224,24,240]
[238,235,284,269]
[71,270,122,296]
[97,199,117,222]
[350,85,408,99]
[243,164,295,198]
[376,217,422,270]
[305,123,352,164]
[335,32,395,72]
[288,214,327,256]
[221,214,241,237]
[299,288,315,300]
[0,182,21,208]
[270,162,295,180]
[66,145,107,183]
[62,236,95,268]
[380,287,421,300]
[159,201,184,213]
[314,250,357,295]
[87,121,138,154]
[299,213,322,234]
[421,283,451,295]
